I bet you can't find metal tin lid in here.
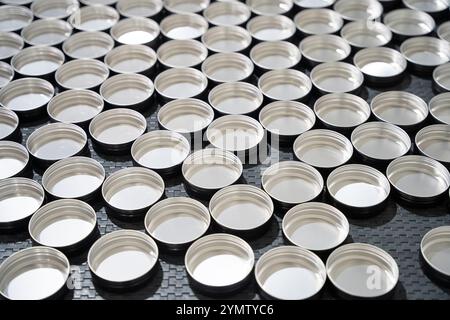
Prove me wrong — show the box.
[312,95,354,126]
[294,129,353,169]
[154,67,207,100]
[1,0,33,5]
[56,59,109,91]
[259,69,312,101]
[209,82,262,115]
[145,197,210,249]
[259,101,315,138]
[246,15,296,42]
[402,0,449,14]
[0,31,24,61]
[100,73,154,108]
[69,5,120,32]
[26,123,87,162]
[0,5,33,33]
[28,199,97,249]
[182,148,243,191]
[63,31,115,60]
[310,62,364,94]
[294,9,343,35]
[0,78,54,115]
[160,13,208,40]
[206,114,265,152]
[351,122,411,162]
[341,20,392,49]
[246,0,293,16]
[421,226,450,279]
[429,92,450,125]
[354,47,406,82]
[0,61,13,89]
[88,230,159,286]
[89,108,147,149]
[105,44,156,75]
[80,0,118,4]
[250,41,301,72]
[157,98,214,135]
[283,202,349,252]
[294,0,336,9]
[326,243,399,298]
[21,19,73,47]
[433,63,450,92]
[0,178,44,227]
[131,130,191,172]
[209,184,273,232]
[110,17,160,46]
[333,0,383,21]
[31,0,79,20]
[42,156,105,200]
[102,167,164,214]
[0,246,70,300]
[299,34,351,64]
[11,45,65,78]
[201,25,252,53]
[0,107,18,140]
[47,90,104,125]
[203,1,251,27]
[0,141,28,179]
[185,233,254,291]
[384,9,435,38]
[255,246,327,300]
[116,0,163,19]
[157,39,208,69]
[415,125,450,165]
[202,53,254,84]
[401,36,450,69]
[262,161,324,207]
[371,91,428,129]
[438,21,450,43]
[164,0,210,14]
[327,164,390,209]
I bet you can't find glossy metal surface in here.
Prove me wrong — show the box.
[11,46,65,78]
[246,15,296,42]
[384,9,435,38]
[299,34,350,65]
[31,0,79,20]
[310,62,364,94]
[400,37,450,72]
[68,5,120,32]
[56,59,109,91]
[160,13,208,40]
[433,63,450,92]
[341,20,392,49]
[157,39,208,69]
[116,0,163,19]
[294,9,343,35]
[21,19,73,47]
[259,69,312,101]
[333,0,383,21]
[202,53,253,84]
[164,0,210,14]
[0,141,28,179]
[201,25,252,53]
[105,44,156,75]
[429,93,450,125]
[203,1,251,27]
[0,61,14,89]
[250,41,301,73]
[421,226,450,279]
[209,82,262,115]
[110,17,160,47]
[154,67,208,101]
[0,31,24,61]
[0,108,18,140]
[415,125,450,165]
[0,5,33,33]
[62,31,114,60]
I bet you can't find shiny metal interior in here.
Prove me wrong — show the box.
[259,69,312,101]
[209,184,273,231]
[110,17,160,45]
[0,31,24,60]
[246,0,293,16]
[403,0,449,13]
[68,5,120,32]
[259,100,315,136]
[294,129,353,169]
[333,0,383,21]
[105,44,156,74]
[326,243,399,298]
[371,91,428,127]
[320,100,348,131]
[116,0,163,19]
[0,78,54,112]
[294,0,336,9]
[79,0,117,5]
[0,108,19,139]
[400,36,450,67]
[21,19,73,47]
[341,20,392,48]
[209,82,262,115]
[42,156,105,199]
[157,39,208,68]
[26,123,87,161]
[283,202,349,252]
[201,25,252,53]
[294,8,343,35]
[63,31,114,60]
[154,67,208,100]
[354,47,406,78]
[384,9,435,37]
[11,46,65,77]
[203,1,251,26]
[433,63,450,92]
[429,92,450,125]
[131,130,191,170]
[185,233,254,288]
[100,73,154,106]
[164,0,210,14]
[415,125,450,164]
[255,246,326,300]
[0,246,70,300]
[0,62,14,89]
[182,148,243,190]
[88,230,159,283]
[31,0,79,20]
[47,89,104,124]
[310,62,364,94]
[0,141,28,179]
[438,21,450,42]
[160,13,209,40]
[56,59,109,90]
[202,53,254,83]
[28,199,97,248]
[421,226,450,277]
[0,5,33,33]
[246,15,296,42]
[299,34,351,64]
[262,161,324,205]
[250,41,301,71]
[351,122,411,161]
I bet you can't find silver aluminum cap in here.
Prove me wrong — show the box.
[415,125,450,165]
[433,63,450,92]
[429,92,450,125]
[400,36,450,68]
[11,46,65,78]
[154,67,207,100]
[294,0,336,9]
[353,47,406,80]
[384,9,435,38]
[0,31,24,61]
[21,19,73,47]
[0,141,28,179]
[250,41,301,72]
[160,13,208,40]
[209,81,262,115]
[310,62,364,94]
[116,0,163,19]
[31,0,79,20]
[63,31,115,60]
[69,5,120,32]
[201,25,252,53]
[164,0,210,14]
[202,53,254,84]
[56,59,109,91]
[157,39,208,69]
[246,0,293,16]
[421,226,450,278]
[0,108,19,140]
[246,15,296,42]
[299,34,351,64]
[294,8,343,35]
[259,69,312,101]
[203,1,251,27]
[105,44,157,74]
[333,0,383,21]
[110,17,160,46]
[438,21,450,43]
[0,5,33,33]
[0,61,14,89]
[100,73,154,107]
[341,20,392,48]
